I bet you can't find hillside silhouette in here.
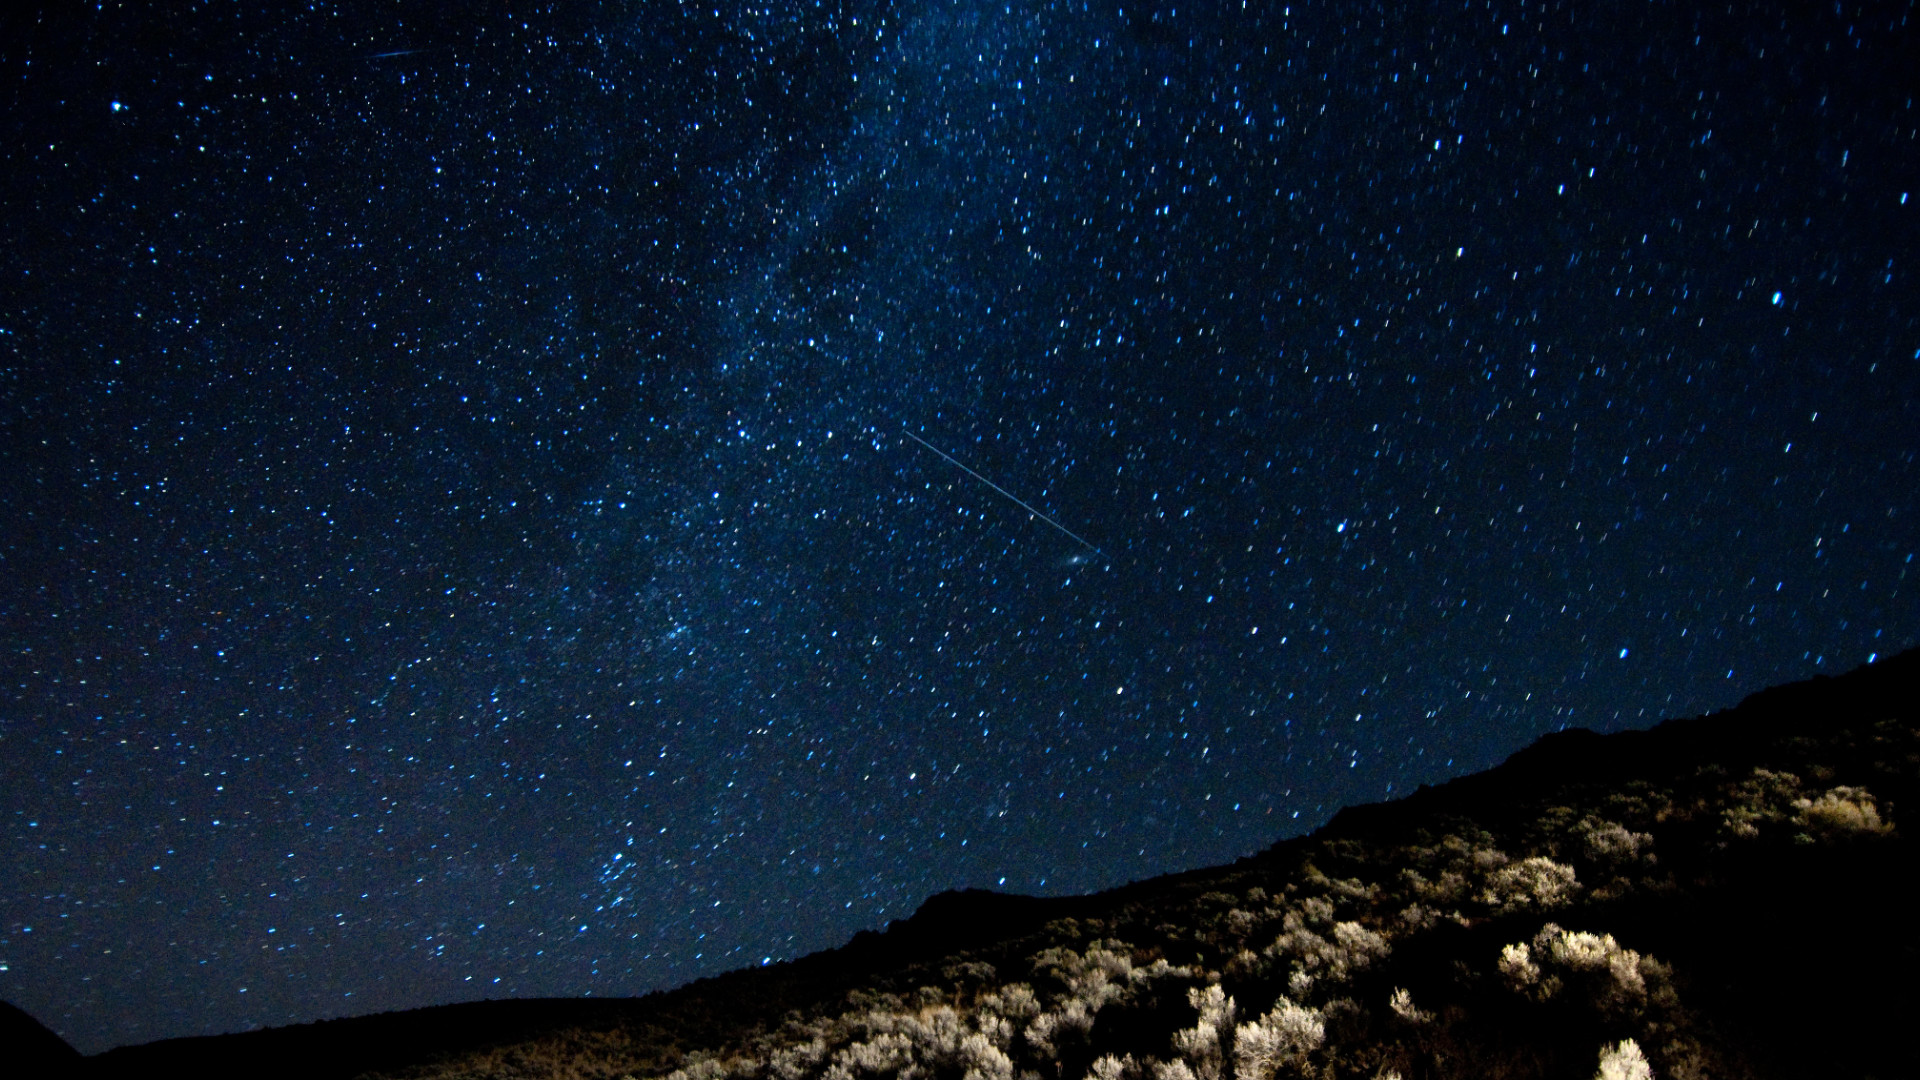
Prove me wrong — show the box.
[20,649,1916,1080]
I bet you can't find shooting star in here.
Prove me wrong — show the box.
[362,46,450,60]
[900,429,1105,559]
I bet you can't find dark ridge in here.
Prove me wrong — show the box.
[851,888,1080,955]
[81,649,1919,1079]
[84,999,645,1080]
[79,893,1083,1080]
[2,999,85,1070]
[1318,646,1918,843]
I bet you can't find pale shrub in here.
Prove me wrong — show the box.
[1720,769,1804,839]
[959,1032,1013,1080]
[1794,786,1893,839]
[1286,969,1315,998]
[1304,895,1339,923]
[1722,771,1893,844]
[1263,917,1391,991]
[1496,942,1542,994]
[1332,922,1391,970]
[910,1008,967,1060]
[1232,998,1325,1080]
[1152,1061,1198,1080]
[1387,988,1430,1025]
[1127,957,1191,988]
[769,1039,829,1080]
[1028,998,1095,1059]
[1171,985,1237,1080]
[1024,1012,1058,1058]
[1578,819,1656,867]
[1499,924,1665,1015]
[665,1059,732,1080]
[1224,908,1260,942]
[1482,856,1580,914]
[830,1031,917,1080]
[1057,998,1096,1038]
[1595,1039,1652,1080]
[980,983,1042,1022]
[976,1014,1015,1051]
[1395,903,1443,932]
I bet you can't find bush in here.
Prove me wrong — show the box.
[1231,999,1325,1080]
[1793,786,1893,839]
[1482,857,1580,914]
[1594,1039,1652,1080]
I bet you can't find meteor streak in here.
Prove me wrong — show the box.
[900,429,1104,559]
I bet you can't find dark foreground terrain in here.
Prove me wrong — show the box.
[17,651,1916,1079]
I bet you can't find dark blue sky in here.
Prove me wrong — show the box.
[3,0,1915,1055]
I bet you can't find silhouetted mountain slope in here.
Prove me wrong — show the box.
[1,999,85,1072]
[83,650,1918,1080]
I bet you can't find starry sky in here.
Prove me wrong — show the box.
[3,0,1916,1056]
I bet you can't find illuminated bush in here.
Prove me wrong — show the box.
[1793,786,1893,839]
[1170,985,1236,1080]
[1482,857,1580,914]
[1231,998,1325,1080]
[1594,1039,1652,1080]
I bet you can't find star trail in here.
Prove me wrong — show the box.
[2,0,1915,1055]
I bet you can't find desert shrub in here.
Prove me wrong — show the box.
[1576,820,1657,869]
[1497,941,1543,995]
[1386,989,1429,1026]
[1170,985,1237,1080]
[770,1040,831,1080]
[808,1006,1027,1080]
[1400,867,1470,906]
[1393,904,1443,933]
[1260,893,1392,997]
[1031,943,1145,1013]
[1231,998,1324,1080]
[1497,924,1667,1018]
[1719,768,1805,839]
[667,1058,734,1080]
[975,1014,1016,1052]
[1594,1039,1652,1080]
[1044,918,1090,943]
[826,1032,917,1080]
[1151,1060,1198,1080]
[980,984,1043,1023]
[917,1008,972,1061]
[1296,896,1336,926]
[959,1032,1014,1080]
[1223,909,1260,944]
[1793,786,1893,839]
[1332,923,1391,971]
[938,962,1001,998]
[1317,874,1380,905]
[1469,847,1510,873]
[1481,857,1580,914]
[1718,769,1894,845]
[1223,948,1264,980]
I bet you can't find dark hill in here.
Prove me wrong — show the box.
[69,649,1919,1080]
[1,999,85,1073]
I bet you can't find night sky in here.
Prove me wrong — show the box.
[3,0,1916,1056]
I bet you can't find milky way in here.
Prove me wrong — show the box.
[2,0,1915,1054]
